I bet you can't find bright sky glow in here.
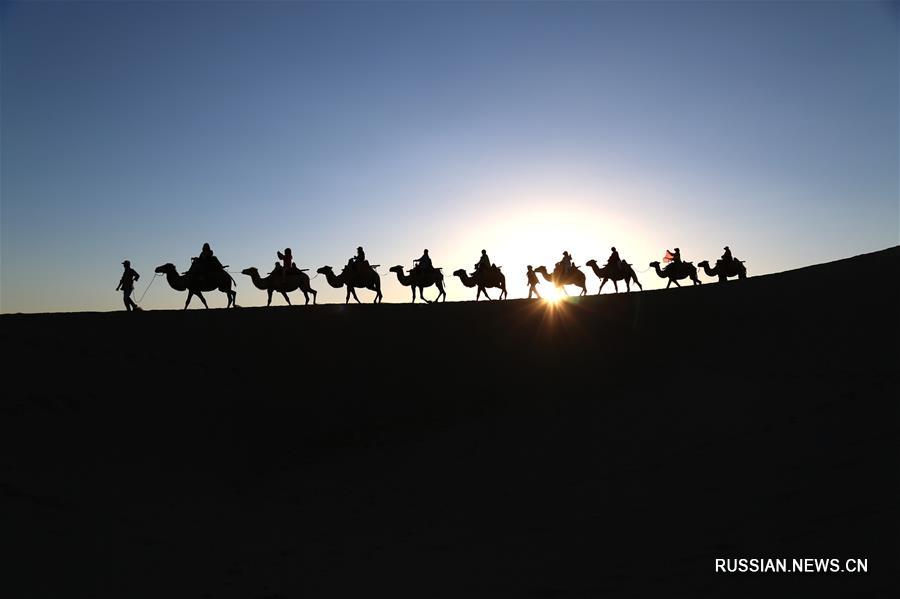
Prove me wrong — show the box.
[1,1,897,312]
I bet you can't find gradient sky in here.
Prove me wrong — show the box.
[2,0,897,312]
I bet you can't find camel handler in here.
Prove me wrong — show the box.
[526,265,541,299]
[116,260,143,312]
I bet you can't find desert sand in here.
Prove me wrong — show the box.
[2,247,898,597]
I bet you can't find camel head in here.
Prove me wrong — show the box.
[649,261,660,268]
[534,266,548,274]
[316,266,333,275]
[697,260,710,268]
[452,269,467,278]
[155,263,177,275]
[241,267,259,276]
[585,259,598,268]
[389,265,404,274]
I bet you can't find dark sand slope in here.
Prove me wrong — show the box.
[3,247,898,598]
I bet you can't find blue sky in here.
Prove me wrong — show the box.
[1,0,897,312]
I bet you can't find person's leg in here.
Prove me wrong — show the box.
[123,289,134,311]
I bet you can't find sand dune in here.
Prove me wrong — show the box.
[2,247,898,597]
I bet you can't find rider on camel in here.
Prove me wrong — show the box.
[414,249,433,274]
[474,249,491,274]
[606,247,621,272]
[560,251,572,275]
[721,245,733,265]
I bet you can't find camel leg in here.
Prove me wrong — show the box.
[666,280,673,289]
[311,290,317,305]
[613,281,619,293]
[184,291,193,310]
[281,291,291,305]
[411,287,416,303]
[267,290,273,307]
[672,280,681,288]
[350,288,361,304]
[196,291,209,308]
[598,279,607,294]
[421,287,432,304]
[483,287,492,301]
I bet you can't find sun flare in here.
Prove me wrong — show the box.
[541,286,564,304]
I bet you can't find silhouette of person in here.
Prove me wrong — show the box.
[606,247,621,272]
[350,246,369,273]
[277,247,294,282]
[526,265,541,299]
[191,242,224,275]
[414,249,432,273]
[475,249,491,273]
[560,251,572,275]
[116,260,142,312]
[667,247,682,266]
[722,245,733,265]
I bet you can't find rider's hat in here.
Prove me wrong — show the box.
[674,247,680,252]
[611,246,616,251]
[122,260,130,266]
[724,246,729,250]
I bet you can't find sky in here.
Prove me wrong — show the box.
[1,0,897,312]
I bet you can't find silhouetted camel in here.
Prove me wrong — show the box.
[317,265,383,304]
[452,268,507,300]
[585,259,643,293]
[155,263,237,308]
[698,259,747,282]
[649,261,701,288]
[241,266,317,306]
[389,266,446,303]
[533,264,587,296]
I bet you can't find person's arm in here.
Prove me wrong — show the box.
[278,251,285,261]
[134,271,140,282]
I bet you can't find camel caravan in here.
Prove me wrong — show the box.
[135,243,746,309]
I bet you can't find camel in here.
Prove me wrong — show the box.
[533,264,587,296]
[452,267,507,301]
[649,261,701,288]
[389,266,446,303]
[154,263,238,309]
[584,259,643,294]
[241,265,317,306]
[698,258,747,283]
[316,264,383,304]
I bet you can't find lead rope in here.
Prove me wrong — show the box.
[135,272,161,306]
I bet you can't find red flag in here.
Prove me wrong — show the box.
[663,250,675,263]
